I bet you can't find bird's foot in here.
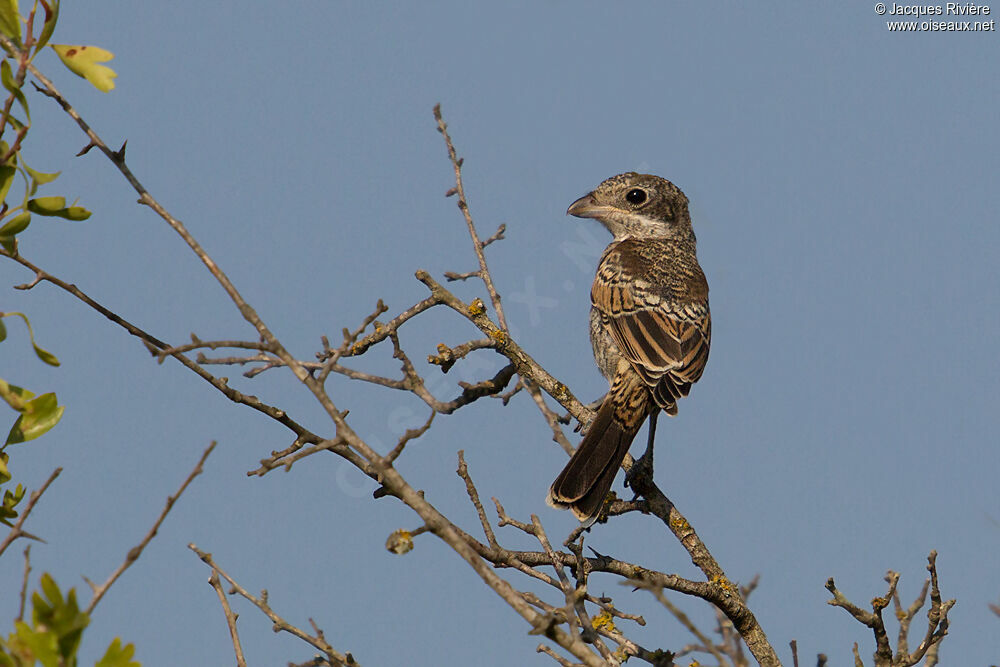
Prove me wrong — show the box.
[624,450,654,494]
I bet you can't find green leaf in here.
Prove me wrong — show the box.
[6,392,63,444]
[0,234,16,253]
[0,451,10,484]
[0,59,29,121]
[60,205,90,220]
[24,163,60,191]
[0,377,34,410]
[0,165,15,204]
[96,638,141,667]
[0,210,29,236]
[26,196,89,221]
[38,572,61,608]
[4,113,24,131]
[1,482,25,525]
[51,44,117,92]
[0,0,21,43]
[32,574,89,662]
[0,140,13,165]
[0,317,6,341]
[33,341,59,364]
[27,195,65,213]
[0,312,60,366]
[13,620,62,667]
[35,0,59,51]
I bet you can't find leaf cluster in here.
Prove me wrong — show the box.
[0,574,138,667]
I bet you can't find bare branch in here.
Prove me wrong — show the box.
[321,296,437,372]
[456,451,499,549]
[20,54,281,356]
[444,269,481,282]
[417,271,590,420]
[904,551,954,666]
[156,337,272,363]
[0,467,61,557]
[17,545,31,621]
[525,379,575,456]
[190,543,354,665]
[386,409,435,462]
[537,644,577,667]
[433,104,508,331]
[7,251,168,350]
[208,571,248,667]
[482,223,506,248]
[85,442,217,615]
[1,250,321,444]
[4,61,796,664]
[826,552,953,667]
[248,436,344,477]
[651,587,727,665]
[427,338,496,373]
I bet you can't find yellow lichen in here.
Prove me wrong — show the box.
[591,610,616,633]
[711,575,734,593]
[612,646,630,662]
[385,529,414,555]
[468,298,486,316]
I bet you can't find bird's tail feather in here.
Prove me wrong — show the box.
[547,379,648,521]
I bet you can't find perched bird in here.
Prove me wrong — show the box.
[547,173,711,522]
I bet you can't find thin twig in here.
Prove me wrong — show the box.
[651,587,727,665]
[433,104,508,331]
[85,442,217,615]
[190,543,353,665]
[417,271,589,420]
[536,644,576,667]
[456,451,499,549]
[17,545,31,621]
[905,551,954,666]
[386,410,435,462]
[208,572,248,667]
[0,467,61,557]
[248,437,346,477]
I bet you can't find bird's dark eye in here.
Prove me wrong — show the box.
[625,188,647,205]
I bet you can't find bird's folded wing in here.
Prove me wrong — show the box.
[592,274,710,410]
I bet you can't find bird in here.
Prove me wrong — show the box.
[547,173,711,522]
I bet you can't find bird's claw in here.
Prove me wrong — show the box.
[624,450,654,493]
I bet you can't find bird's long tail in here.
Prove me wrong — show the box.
[547,371,650,521]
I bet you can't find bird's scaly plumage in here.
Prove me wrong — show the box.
[547,173,711,521]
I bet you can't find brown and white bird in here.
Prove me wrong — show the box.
[547,173,711,522]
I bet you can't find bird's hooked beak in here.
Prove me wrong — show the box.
[566,192,609,219]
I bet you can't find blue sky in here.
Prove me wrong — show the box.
[3,3,998,665]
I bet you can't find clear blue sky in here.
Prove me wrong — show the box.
[3,3,998,665]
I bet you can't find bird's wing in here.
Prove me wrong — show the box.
[591,243,710,412]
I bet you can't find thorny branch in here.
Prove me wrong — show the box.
[3,45,614,665]
[0,39,953,663]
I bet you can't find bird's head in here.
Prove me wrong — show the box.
[567,172,694,242]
